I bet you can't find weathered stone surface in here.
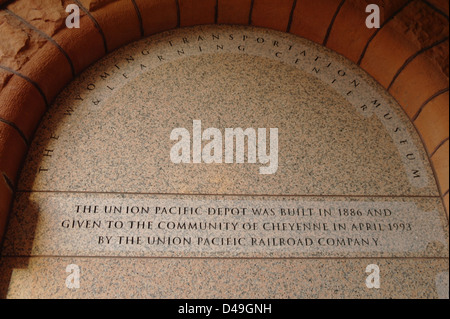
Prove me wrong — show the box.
[0,69,13,90]
[391,1,449,50]
[0,13,30,69]
[0,11,47,85]
[7,0,84,37]
[360,1,449,88]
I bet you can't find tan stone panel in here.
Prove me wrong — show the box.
[0,74,47,141]
[218,0,252,25]
[0,257,448,298]
[0,121,28,184]
[4,192,447,258]
[415,91,449,155]
[134,0,178,36]
[251,0,294,32]
[14,25,437,196]
[179,0,216,27]
[289,0,342,44]
[431,140,449,194]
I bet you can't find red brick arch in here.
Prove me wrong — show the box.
[0,0,449,241]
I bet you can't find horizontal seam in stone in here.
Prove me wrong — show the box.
[388,36,449,90]
[286,0,298,33]
[412,87,449,121]
[443,189,449,198]
[73,0,109,53]
[5,9,76,78]
[0,117,29,146]
[0,64,49,109]
[323,0,346,46]
[17,189,441,198]
[357,0,414,66]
